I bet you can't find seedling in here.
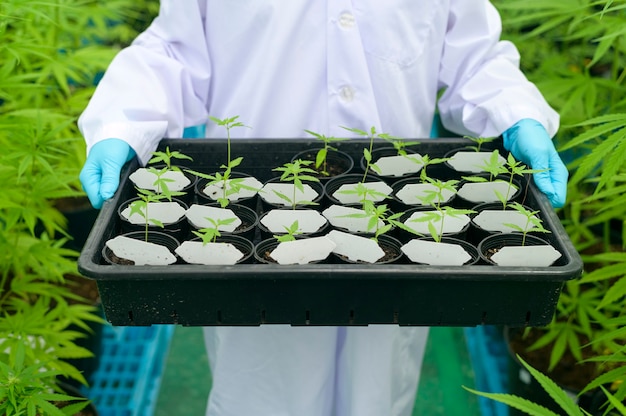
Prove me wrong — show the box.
[342,201,404,242]
[272,159,320,209]
[341,125,387,181]
[404,178,474,242]
[462,151,543,209]
[149,145,193,171]
[304,129,348,176]
[405,206,475,243]
[504,202,551,246]
[274,220,302,243]
[416,154,450,183]
[379,134,420,156]
[464,135,497,152]
[417,177,459,208]
[192,217,238,244]
[145,165,189,197]
[188,115,257,207]
[337,181,389,206]
[128,188,171,241]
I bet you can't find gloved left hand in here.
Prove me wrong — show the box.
[503,119,568,208]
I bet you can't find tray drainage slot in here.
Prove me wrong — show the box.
[305,310,310,325]
[217,310,222,325]
[481,311,487,325]
[260,309,266,324]
[349,310,355,324]
[393,310,399,324]
[128,311,134,323]
[525,311,531,326]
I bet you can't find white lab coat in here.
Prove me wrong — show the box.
[79,1,559,415]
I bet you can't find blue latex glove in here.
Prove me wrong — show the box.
[503,119,568,208]
[80,139,136,209]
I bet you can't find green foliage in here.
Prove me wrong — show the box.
[341,125,388,181]
[465,355,591,416]
[195,116,253,207]
[148,146,193,171]
[274,220,302,243]
[272,159,320,209]
[304,129,348,176]
[491,3,626,409]
[337,182,389,207]
[464,135,498,152]
[504,202,551,245]
[192,217,237,244]
[0,0,158,410]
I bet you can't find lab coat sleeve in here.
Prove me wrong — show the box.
[436,0,559,139]
[78,1,211,165]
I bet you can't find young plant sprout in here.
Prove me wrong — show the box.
[405,206,476,243]
[504,202,551,246]
[379,134,420,156]
[337,181,389,206]
[128,188,171,241]
[342,201,403,242]
[418,177,459,208]
[145,165,189,197]
[192,217,238,244]
[363,202,404,242]
[149,145,193,171]
[304,129,347,176]
[209,115,249,166]
[272,159,320,209]
[341,125,387,181]
[399,178,474,242]
[463,135,497,152]
[188,115,257,207]
[416,154,450,183]
[274,220,302,243]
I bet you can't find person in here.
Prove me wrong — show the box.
[78,2,568,415]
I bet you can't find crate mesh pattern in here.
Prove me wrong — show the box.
[81,325,175,416]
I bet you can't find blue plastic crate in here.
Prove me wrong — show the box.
[81,325,175,416]
[464,326,510,416]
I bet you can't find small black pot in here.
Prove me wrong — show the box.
[455,174,523,208]
[118,197,189,241]
[187,203,259,242]
[402,236,480,266]
[181,235,255,265]
[390,177,458,212]
[258,208,329,240]
[290,148,355,181]
[102,231,180,265]
[443,146,503,176]
[194,171,261,210]
[258,177,325,211]
[477,233,560,266]
[324,173,392,207]
[397,207,471,244]
[332,234,404,264]
[359,147,422,184]
[130,165,198,206]
[253,236,331,264]
[467,202,538,246]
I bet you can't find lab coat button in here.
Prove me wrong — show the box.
[338,12,355,29]
[339,86,355,102]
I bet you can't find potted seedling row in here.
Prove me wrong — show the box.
[79,125,582,327]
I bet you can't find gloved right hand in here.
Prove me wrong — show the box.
[80,139,136,209]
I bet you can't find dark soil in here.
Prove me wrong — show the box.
[297,151,351,178]
[507,327,599,391]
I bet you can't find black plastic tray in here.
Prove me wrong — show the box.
[78,138,583,327]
